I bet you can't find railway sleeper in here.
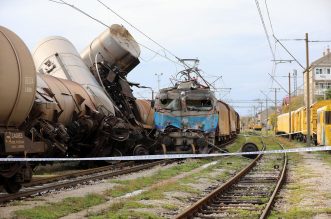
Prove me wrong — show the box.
[225,191,270,196]
[211,199,265,204]
[203,205,261,211]
[243,176,279,180]
[201,209,260,214]
[218,195,267,199]
[238,179,277,184]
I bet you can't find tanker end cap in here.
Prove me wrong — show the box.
[0,26,36,127]
[81,24,141,75]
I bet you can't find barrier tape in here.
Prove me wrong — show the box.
[238,132,302,137]
[1,146,331,162]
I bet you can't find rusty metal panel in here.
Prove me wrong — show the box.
[4,131,25,153]
[217,101,230,136]
[135,99,155,128]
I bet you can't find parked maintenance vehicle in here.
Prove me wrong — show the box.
[276,100,331,145]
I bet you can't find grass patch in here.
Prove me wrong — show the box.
[270,207,331,219]
[133,183,198,201]
[227,208,260,218]
[162,203,179,210]
[106,159,210,197]
[15,193,106,219]
[88,201,160,219]
[89,210,161,219]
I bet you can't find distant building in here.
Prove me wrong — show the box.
[304,48,331,104]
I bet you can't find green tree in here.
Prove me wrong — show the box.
[325,88,331,99]
[281,95,304,113]
[269,113,277,130]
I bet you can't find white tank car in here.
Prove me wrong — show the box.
[80,24,140,75]
[32,36,115,116]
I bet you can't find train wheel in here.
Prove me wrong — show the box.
[133,145,149,155]
[241,142,259,159]
[99,147,122,165]
[108,149,122,164]
[3,177,22,194]
[110,128,130,142]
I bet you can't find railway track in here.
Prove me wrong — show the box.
[175,136,287,219]
[0,160,169,204]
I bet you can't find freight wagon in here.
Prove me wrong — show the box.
[276,100,331,145]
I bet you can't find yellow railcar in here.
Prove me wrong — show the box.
[317,105,331,146]
[277,113,289,134]
[310,100,331,140]
[276,100,331,144]
[253,123,262,131]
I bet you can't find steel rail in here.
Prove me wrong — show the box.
[0,160,166,204]
[175,139,266,219]
[24,161,135,187]
[175,134,288,219]
[259,141,288,219]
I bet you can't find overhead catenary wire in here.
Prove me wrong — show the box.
[96,0,181,62]
[264,0,275,36]
[96,0,219,76]
[49,0,186,68]
[277,39,331,43]
[254,0,275,60]
[273,35,305,70]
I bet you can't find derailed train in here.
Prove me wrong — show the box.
[153,68,240,154]
[0,24,154,193]
[0,24,240,193]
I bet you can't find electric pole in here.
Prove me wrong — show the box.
[260,90,269,135]
[271,88,281,134]
[288,72,292,141]
[305,33,311,146]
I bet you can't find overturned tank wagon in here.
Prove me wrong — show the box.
[0,24,156,194]
[79,24,156,155]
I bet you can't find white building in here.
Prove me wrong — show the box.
[304,48,331,104]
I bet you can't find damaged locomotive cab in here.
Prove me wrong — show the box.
[155,79,218,154]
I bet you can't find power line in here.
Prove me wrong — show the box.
[96,0,182,62]
[273,35,305,69]
[254,0,275,60]
[309,40,331,43]
[264,0,274,36]
[278,39,331,43]
[49,0,185,68]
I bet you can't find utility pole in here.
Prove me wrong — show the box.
[260,90,269,135]
[155,73,163,91]
[271,88,280,134]
[305,33,311,147]
[288,72,292,141]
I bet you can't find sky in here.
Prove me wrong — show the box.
[1,0,331,116]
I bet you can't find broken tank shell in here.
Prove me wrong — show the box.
[35,73,97,125]
[0,26,36,127]
[135,99,155,128]
[80,24,141,75]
